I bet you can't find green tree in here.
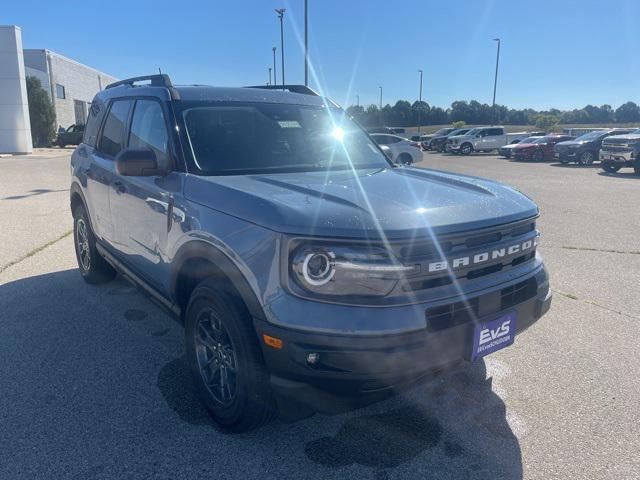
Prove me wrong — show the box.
[535,114,559,131]
[615,102,640,123]
[26,76,56,147]
[452,120,466,129]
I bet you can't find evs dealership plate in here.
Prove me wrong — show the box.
[470,311,516,361]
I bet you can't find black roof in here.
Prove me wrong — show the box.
[98,74,330,107]
[175,85,328,106]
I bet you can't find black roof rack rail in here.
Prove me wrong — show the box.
[244,84,320,96]
[105,74,180,100]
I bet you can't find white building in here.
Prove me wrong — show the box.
[0,24,117,154]
[24,49,117,129]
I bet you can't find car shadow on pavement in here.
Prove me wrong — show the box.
[596,171,640,179]
[548,162,598,169]
[1,269,522,480]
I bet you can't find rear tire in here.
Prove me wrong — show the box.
[634,165,640,176]
[185,280,276,433]
[73,204,117,284]
[602,162,621,173]
[398,153,413,165]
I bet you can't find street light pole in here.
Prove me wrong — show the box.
[275,8,286,88]
[492,38,501,125]
[356,94,359,107]
[379,86,383,125]
[272,47,277,87]
[418,69,423,134]
[268,67,272,86]
[304,0,308,86]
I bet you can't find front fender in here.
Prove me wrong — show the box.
[169,236,277,322]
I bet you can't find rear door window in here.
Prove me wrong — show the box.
[97,100,132,158]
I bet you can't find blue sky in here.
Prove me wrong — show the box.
[7,0,640,110]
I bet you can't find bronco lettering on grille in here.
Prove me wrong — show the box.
[428,237,538,273]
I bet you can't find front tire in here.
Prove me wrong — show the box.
[602,162,621,173]
[73,204,116,284]
[579,151,595,165]
[185,280,276,432]
[460,143,473,155]
[533,149,544,162]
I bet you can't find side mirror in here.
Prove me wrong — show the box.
[475,134,481,138]
[115,149,163,176]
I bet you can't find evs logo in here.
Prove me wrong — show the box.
[471,312,517,360]
[478,320,511,346]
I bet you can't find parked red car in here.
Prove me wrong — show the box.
[513,135,574,161]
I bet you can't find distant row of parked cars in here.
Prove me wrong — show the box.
[400,125,640,175]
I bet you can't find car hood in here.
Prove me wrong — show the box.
[603,134,640,142]
[514,143,538,149]
[184,167,538,239]
[556,140,588,147]
[447,134,470,141]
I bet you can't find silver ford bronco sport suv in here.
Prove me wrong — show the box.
[70,74,552,432]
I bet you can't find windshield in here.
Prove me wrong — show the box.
[464,128,479,136]
[519,136,540,143]
[181,103,390,175]
[575,131,605,141]
[433,128,452,135]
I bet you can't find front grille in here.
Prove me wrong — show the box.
[426,297,479,331]
[602,145,633,152]
[395,218,538,294]
[425,277,538,332]
[501,278,537,310]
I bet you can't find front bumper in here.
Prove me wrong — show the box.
[554,149,579,161]
[514,150,535,160]
[600,150,635,165]
[256,265,551,417]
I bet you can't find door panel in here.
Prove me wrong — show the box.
[85,99,132,243]
[108,99,176,293]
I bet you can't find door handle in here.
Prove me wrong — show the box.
[113,181,126,194]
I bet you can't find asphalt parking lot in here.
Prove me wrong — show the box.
[1,149,639,480]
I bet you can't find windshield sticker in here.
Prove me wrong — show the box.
[278,120,302,128]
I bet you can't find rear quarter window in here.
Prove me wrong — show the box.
[83,101,106,147]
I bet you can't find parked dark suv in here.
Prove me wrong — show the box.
[70,74,552,432]
[430,128,470,153]
[554,129,636,165]
[56,124,85,147]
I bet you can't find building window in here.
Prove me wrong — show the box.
[56,84,66,99]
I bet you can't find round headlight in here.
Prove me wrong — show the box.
[302,251,335,286]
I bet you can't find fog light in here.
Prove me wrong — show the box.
[306,352,320,365]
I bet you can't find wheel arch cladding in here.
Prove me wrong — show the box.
[171,241,266,322]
